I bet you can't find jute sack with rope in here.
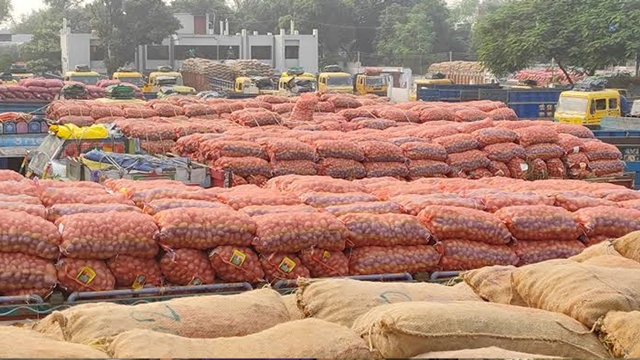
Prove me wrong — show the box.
[569,239,620,262]
[352,301,609,359]
[296,278,480,327]
[107,318,378,358]
[581,254,640,270]
[462,265,527,306]
[597,310,640,358]
[412,346,562,359]
[0,326,107,358]
[511,259,640,328]
[612,231,640,262]
[33,288,289,345]
[282,293,304,320]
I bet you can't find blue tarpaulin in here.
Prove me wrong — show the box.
[83,149,174,172]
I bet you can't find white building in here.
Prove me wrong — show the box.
[60,14,319,75]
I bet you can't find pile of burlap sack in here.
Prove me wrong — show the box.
[9,231,640,358]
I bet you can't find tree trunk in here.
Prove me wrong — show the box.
[635,52,639,77]
[556,59,573,85]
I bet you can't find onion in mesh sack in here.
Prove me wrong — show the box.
[160,249,215,286]
[437,239,519,271]
[574,206,640,238]
[317,158,367,179]
[57,258,116,293]
[339,213,431,247]
[494,205,582,241]
[348,245,440,275]
[299,248,349,278]
[515,126,559,147]
[209,246,265,283]
[418,205,511,244]
[314,140,365,161]
[513,240,586,265]
[0,209,61,259]
[434,134,479,154]
[260,253,310,283]
[0,252,57,293]
[107,255,163,289]
[473,128,518,148]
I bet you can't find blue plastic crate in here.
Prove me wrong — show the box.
[509,103,555,118]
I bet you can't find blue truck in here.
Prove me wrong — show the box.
[0,101,50,171]
[592,117,640,189]
[417,84,564,119]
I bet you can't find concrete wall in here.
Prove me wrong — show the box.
[60,32,91,74]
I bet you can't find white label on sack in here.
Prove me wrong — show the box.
[58,223,64,234]
[520,163,529,171]
[573,146,580,154]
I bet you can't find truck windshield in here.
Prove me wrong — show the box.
[557,97,588,113]
[366,77,386,86]
[119,77,144,87]
[327,76,352,86]
[157,77,178,86]
[69,76,99,85]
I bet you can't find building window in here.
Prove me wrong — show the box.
[90,45,105,61]
[221,46,239,60]
[147,45,169,60]
[251,46,272,60]
[285,45,299,59]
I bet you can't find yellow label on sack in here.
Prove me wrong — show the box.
[278,257,296,273]
[230,249,247,268]
[76,267,97,285]
[132,274,147,290]
[322,251,331,261]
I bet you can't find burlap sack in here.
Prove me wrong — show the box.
[34,288,289,344]
[597,310,640,358]
[412,346,562,358]
[108,318,378,358]
[613,231,640,262]
[297,278,479,327]
[462,265,526,306]
[569,239,620,262]
[582,255,640,270]
[512,259,640,327]
[352,301,609,359]
[450,281,482,300]
[282,293,304,320]
[0,326,107,358]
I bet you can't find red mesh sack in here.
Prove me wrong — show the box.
[339,213,431,247]
[239,204,317,217]
[352,118,398,130]
[488,107,518,120]
[0,253,57,292]
[151,103,185,117]
[473,128,518,147]
[418,205,511,244]
[330,96,361,110]
[419,107,457,122]
[553,195,617,212]
[400,142,447,161]
[0,170,24,181]
[57,116,95,126]
[40,188,131,208]
[0,180,38,196]
[260,253,310,282]
[407,160,450,178]
[143,199,230,216]
[434,134,479,154]
[566,153,590,171]
[213,157,271,177]
[159,249,215,286]
[314,140,364,161]
[455,108,488,122]
[209,246,265,283]
[507,158,529,179]
[290,93,318,122]
[230,109,281,127]
[57,258,116,292]
[271,160,317,176]
[557,134,585,154]
[375,108,420,123]
[273,103,295,114]
[252,212,348,253]
[200,140,268,161]
[514,240,586,265]
[480,193,555,213]
[47,203,141,222]
[90,106,125,119]
[456,117,494,134]
[216,191,301,210]
[574,206,640,237]
[59,211,159,259]
[590,189,640,202]
[483,143,526,162]
[0,194,42,205]
[282,177,366,195]
[364,162,409,178]
[262,138,316,161]
[525,143,565,160]
[358,141,405,162]
[300,191,377,208]
[392,194,483,216]
[447,150,491,173]
[437,240,518,271]
[300,248,349,278]
[0,202,45,218]
[619,199,640,210]
[589,160,625,177]
[36,179,105,190]
[154,208,256,249]
[494,205,581,241]
[123,107,158,118]
[556,124,594,139]
[546,158,567,178]
[0,210,61,259]
[315,101,336,112]
[583,141,621,161]
[107,255,163,289]
[348,245,440,275]
[318,158,366,179]
[488,161,511,177]
[414,125,459,140]
[515,126,559,147]
[324,201,403,217]
[256,95,289,104]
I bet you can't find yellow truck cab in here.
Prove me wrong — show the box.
[143,67,195,94]
[410,78,454,101]
[9,63,34,80]
[354,68,388,96]
[279,71,317,95]
[64,65,100,85]
[554,89,621,126]
[112,68,144,87]
[318,72,353,93]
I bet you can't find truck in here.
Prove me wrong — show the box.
[0,106,49,171]
[142,66,196,97]
[554,89,622,126]
[182,70,280,99]
[318,65,353,94]
[63,65,101,85]
[279,70,317,95]
[353,67,388,96]
[112,68,144,87]
[427,61,496,85]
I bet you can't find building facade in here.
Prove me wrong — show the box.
[60,13,319,75]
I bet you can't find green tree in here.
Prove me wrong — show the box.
[90,0,181,75]
[0,0,11,23]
